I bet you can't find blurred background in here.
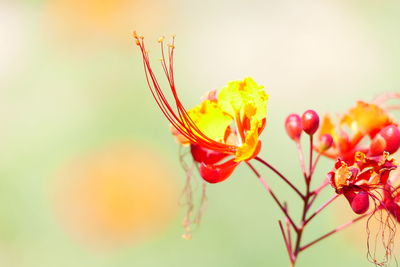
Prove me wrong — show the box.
[1,0,400,266]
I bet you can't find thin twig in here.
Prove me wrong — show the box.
[246,162,299,232]
[304,194,339,226]
[295,140,308,179]
[308,135,313,183]
[308,179,330,210]
[300,212,372,252]
[284,202,293,249]
[254,157,304,199]
[310,152,321,178]
[279,220,295,264]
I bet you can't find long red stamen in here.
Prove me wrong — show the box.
[134,32,237,154]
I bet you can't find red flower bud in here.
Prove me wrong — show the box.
[344,191,370,214]
[319,134,333,151]
[369,134,386,156]
[349,191,370,215]
[301,110,320,135]
[285,114,302,140]
[380,125,400,154]
[369,125,400,156]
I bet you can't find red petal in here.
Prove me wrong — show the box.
[199,159,239,184]
[190,144,229,165]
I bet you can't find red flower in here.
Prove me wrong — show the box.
[328,152,397,214]
[134,33,268,183]
[318,101,399,163]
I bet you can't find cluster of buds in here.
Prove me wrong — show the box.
[285,110,333,152]
[284,103,400,265]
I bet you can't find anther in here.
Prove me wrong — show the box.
[158,36,165,43]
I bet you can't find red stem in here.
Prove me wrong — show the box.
[254,157,304,199]
[295,140,307,179]
[249,132,366,266]
[246,162,299,232]
[279,220,295,264]
[300,212,371,252]
[304,194,339,226]
[308,179,330,210]
[310,152,321,178]
[308,135,313,183]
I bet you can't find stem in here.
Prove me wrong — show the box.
[254,157,304,199]
[293,134,314,261]
[279,220,295,264]
[300,212,372,252]
[295,140,307,179]
[310,152,321,178]
[304,194,339,226]
[308,135,313,182]
[246,162,299,232]
[284,203,293,249]
[308,178,329,210]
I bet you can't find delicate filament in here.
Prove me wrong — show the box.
[134,33,237,154]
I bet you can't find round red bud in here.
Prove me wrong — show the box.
[301,110,320,135]
[319,134,333,151]
[285,114,302,140]
[350,191,370,215]
[369,134,386,156]
[380,125,400,154]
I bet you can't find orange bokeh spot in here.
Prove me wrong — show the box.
[44,0,169,47]
[52,143,179,250]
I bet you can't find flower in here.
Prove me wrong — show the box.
[327,152,397,214]
[134,33,268,183]
[318,101,399,162]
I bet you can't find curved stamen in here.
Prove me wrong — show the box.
[134,33,237,153]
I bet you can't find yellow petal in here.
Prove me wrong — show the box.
[319,115,338,141]
[186,100,233,143]
[217,77,268,122]
[235,120,261,161]
[335,162,352,189]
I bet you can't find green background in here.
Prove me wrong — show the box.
[1,0,400,266]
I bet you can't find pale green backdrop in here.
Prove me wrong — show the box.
[1,0,400,266]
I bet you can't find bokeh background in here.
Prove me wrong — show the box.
[1,0,400,266]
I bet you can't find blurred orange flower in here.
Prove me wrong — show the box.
[52,143,179,250]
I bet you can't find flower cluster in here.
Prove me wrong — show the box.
[134,32,400,266]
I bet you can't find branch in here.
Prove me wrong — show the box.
[254,157,304,199]
[246,162,299,232]
[300,212,371,252]
[304,194,339,226]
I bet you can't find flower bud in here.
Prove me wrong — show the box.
[369,134,386,156]
[369,125,400,156]
[319,134,333,151]
[379,125,400,154]
[301,110,320,135]
[348,191,370,215]
[285,114,302,141]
